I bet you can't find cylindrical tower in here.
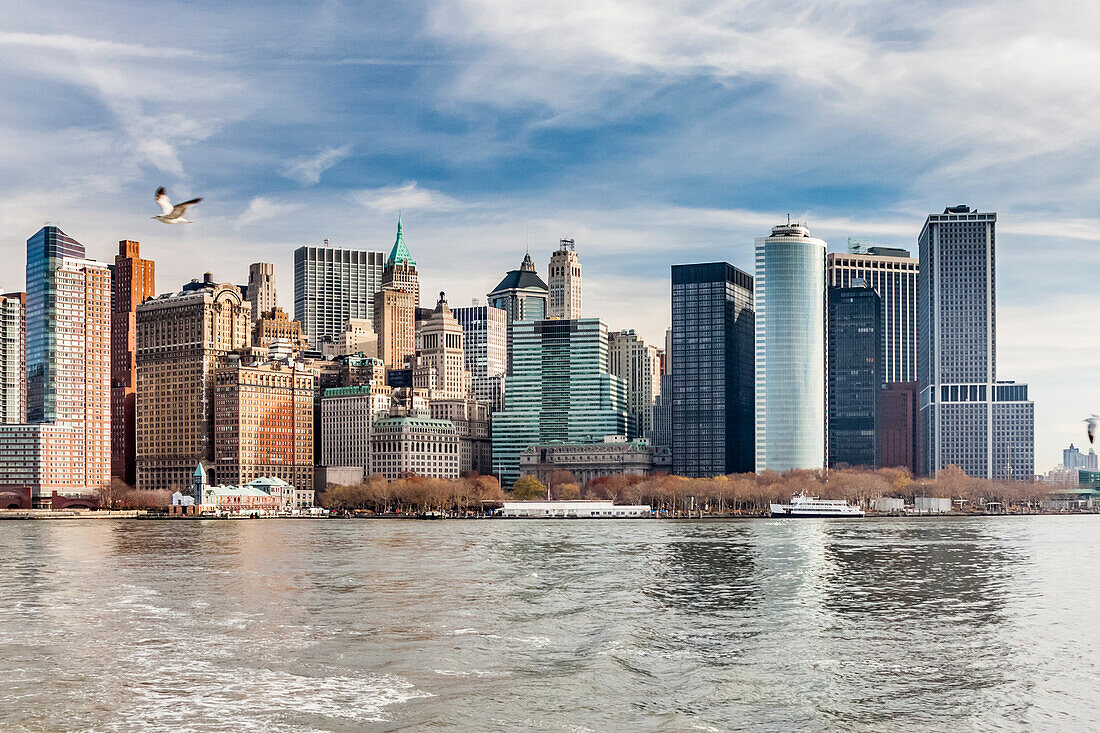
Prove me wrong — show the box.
[754,223,826,473]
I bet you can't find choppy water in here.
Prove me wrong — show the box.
[0,517,1097,732]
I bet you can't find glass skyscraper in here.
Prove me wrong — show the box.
[26,226,85,423]
[827,285,881,468]
[490,318,632,486]
[917,205,1034,480]
[670,263,755,477]
[293,244,384,349]
[452,304,508,412]
[755,223,827,473]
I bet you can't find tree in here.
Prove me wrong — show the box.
[551,482,581,500]
[96,478,131,510]
[511,475,548,500]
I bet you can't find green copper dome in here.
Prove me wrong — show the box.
[387,219,415,267]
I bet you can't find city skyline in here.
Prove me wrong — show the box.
[1,2,1097,470]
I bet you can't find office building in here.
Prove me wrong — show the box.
[413,292,472,400]
[671,262,755,477]
[1064,443,1099,471]
[0,292,26,424]
[827,286,881,468]
[293,242,384,348]
[452,304,508,412]
[608,329,661,440]
[488,251,549,375]
[213,356,315,492]
[0,227,111,503]
[135,280,251,491]
[917,205,1034,480]
[382,220,419,308]
[755,224,827,473]
[878,381,918,473]
[246,262,277,322]
[548,238,581,319]
[370,414,459,479]
[374,286,416,369]
[320,382,392,471]
[323,318,379,359]
[110,240,155,484]
[491,318,633,486]
[826,249,918,385]
[253,306,307,350]
[430,398,491,475]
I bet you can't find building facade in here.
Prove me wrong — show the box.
[755,224,827,473]
[826,249,918,384]
[370,415,460,479]
[671,262,755,477]
[320,383,392,471]
[414,292,472,400]
[110,240,155,485]
[253,306,307,350]
[827,286,881,468]
[135,281,252,491]
[323,318,379,359]
[488,252,549,375]
[917,205,1034,479]
[491,318,633,486]
[0,292,26,424]
[213,358,315,491]
[519,437,671,487]
[1064,443,1099,471]
[451,304,508,412]
[246,262,277,322]
[374,286,416,370]
[293,243,384,349]
[430,398,491,475]
[547,238,581,319]
[608,329,661,440]
[878,381,918,474]
[1,227,112,502]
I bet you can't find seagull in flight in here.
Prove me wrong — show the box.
[153,187,202,224]
[1087,414,1098,445]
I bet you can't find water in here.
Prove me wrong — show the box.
[0,517,1097,732]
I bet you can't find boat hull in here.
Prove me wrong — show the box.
[770,510,865,518]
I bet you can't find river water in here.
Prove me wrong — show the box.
[0,516,1097,732]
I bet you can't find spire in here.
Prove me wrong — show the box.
[387,217,415,267]
[520,251,537,272]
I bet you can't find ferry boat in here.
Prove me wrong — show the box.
[770,493,864,518]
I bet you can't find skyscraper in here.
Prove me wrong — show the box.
[0,227,111,503]
[294,243,384,349]
[917,205,1034,480]
[826,249,918,384]
[413,292,472,400]
[136,280,251,490]
[374,287,416,370]
[111,240,155,485]
[608,329,661,440]
[827,285,881,468]
[246,262,277,322]
[548,238,581,319]
[0,292,26,424]
[488,252,548,323]
[382,220,419,307]
[452,304,508,412]
[491,319,633,485]
[755,223,827,473]
[670,263,755,476]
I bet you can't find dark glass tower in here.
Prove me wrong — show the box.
[827,285,881,468]
[26,226,85,423]
[670,263,754,477]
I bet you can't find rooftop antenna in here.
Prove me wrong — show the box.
[787,213,791,225]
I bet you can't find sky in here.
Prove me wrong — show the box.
[1,0,1098,470]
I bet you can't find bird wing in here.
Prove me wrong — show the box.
[1089,416,1098,444]
[155,188,173,215]
[169,197,202,218]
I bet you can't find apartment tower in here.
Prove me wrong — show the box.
[111,240,155,485]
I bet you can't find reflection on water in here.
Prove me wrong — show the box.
[0,517,1097,732]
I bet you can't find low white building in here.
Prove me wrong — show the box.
[915,496,952,514]
[873,497,904,513]
[501,500,651,518]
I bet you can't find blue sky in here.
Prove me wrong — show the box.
[1,0,1098,470]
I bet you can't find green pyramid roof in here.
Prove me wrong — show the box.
[387,219,415,267]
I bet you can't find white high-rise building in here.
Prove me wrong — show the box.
[0,292,25,424]
[755,222,827,473]
[246,262,277,322]
[917,205,1034,481]
[294,243,385,349]
[452,304,508,412]
[608,329,661,439]
[413,292,472,400]
[548,239,581,319]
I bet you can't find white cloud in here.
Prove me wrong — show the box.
[353,182,463,214]
[0,31,199,58]
[281,145,353,185]
[237,197,302,227]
